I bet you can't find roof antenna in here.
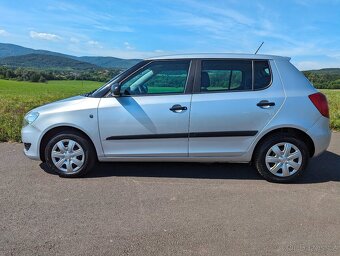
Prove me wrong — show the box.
[255,42,264,54]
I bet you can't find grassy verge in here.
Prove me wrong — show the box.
[0,79,339,142]
[0,79,101,142]
[321,89,340,131]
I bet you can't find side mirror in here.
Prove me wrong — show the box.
[110,83,121,97]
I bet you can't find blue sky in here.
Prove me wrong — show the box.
[0,0,340,70]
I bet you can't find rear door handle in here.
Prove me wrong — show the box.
[257,100,275,108]
[170,104,187,112]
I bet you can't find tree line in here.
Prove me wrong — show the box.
[0,65,339,89]
[0,66,121,83]
[303,71,340,89]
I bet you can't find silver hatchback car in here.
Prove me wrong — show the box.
[22,54,331,182]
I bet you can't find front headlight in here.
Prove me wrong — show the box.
[23,112,39,127]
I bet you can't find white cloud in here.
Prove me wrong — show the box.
[30,31,62,41]
[67,43,171,59]
[0,29,9,36]
[326,52,340,59]
[209,7,254,26]
[162,2,256,43]
[70,37,80,43]
[294,60,340,71]
[87,40,103,48]
[94,24,134,33]
[47,2,78,11]
[124,42,135,50]
[294,61,323,70]
[179,0,254,26]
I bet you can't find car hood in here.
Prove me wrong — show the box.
[29,95,100,115]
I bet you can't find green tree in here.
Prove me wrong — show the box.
[39,75,46,83]
[29,73,40,82]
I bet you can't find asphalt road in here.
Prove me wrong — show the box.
[0,133,339,256]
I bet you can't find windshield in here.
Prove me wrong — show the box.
[84,73,122,97]
[88,77,118,96]
[84,60,147,98]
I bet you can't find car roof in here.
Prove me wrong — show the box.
[146,53,290,61]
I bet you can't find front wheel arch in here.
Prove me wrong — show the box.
[39,126,98,162]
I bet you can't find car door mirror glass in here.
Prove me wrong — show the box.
[110,83,121,97]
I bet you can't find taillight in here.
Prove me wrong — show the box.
[308,92,329,118]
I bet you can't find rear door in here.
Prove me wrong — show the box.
[189,59,285,157]
[98,60,195,157]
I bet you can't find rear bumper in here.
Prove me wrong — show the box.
[307,116,331,157]
[21,125,41,161]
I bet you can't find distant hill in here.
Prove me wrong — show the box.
[0,54,99,70]
[0,43,36,57]
[78,56,141,69]
[0,43,73,58]
[0,43,141,69]
[1,43,339,87]
[305,68,340,76]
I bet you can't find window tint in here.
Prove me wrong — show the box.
[201,60,252,92]
[254,61,271,89]
[120,61,190,95]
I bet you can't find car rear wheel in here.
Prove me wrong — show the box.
[44,131,96,177]
[254,134,309,183]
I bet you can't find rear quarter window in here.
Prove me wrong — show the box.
[254,61,272,90]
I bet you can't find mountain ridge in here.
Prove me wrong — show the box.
[0,43,141,69]
[0,43,339,74]
[0,53,100,70]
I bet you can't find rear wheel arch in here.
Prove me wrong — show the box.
[39,126,98,162]
[252,127,315,160]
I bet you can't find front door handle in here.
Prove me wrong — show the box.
[170,104,187,112]
[257,100,275,108]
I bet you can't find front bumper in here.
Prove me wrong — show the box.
[307,116,331,157]
[21,124,41,160]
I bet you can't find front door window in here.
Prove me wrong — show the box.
[120,60,190,95]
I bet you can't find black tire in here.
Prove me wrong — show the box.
[44,131,96,178]
[254,133,309,183]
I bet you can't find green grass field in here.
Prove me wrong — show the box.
[0,79,102,142]
[321,89,340,131]
[0,79,339,142]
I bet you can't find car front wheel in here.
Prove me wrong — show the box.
[44,131,96,177]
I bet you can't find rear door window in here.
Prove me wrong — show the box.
[200,60,252,92]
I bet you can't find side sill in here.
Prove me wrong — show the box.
[98,156,250,163]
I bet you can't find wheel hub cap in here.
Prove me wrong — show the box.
[51,139,85,174]
[265,142,302,177]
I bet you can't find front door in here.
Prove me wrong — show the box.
[98,60,194,157]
